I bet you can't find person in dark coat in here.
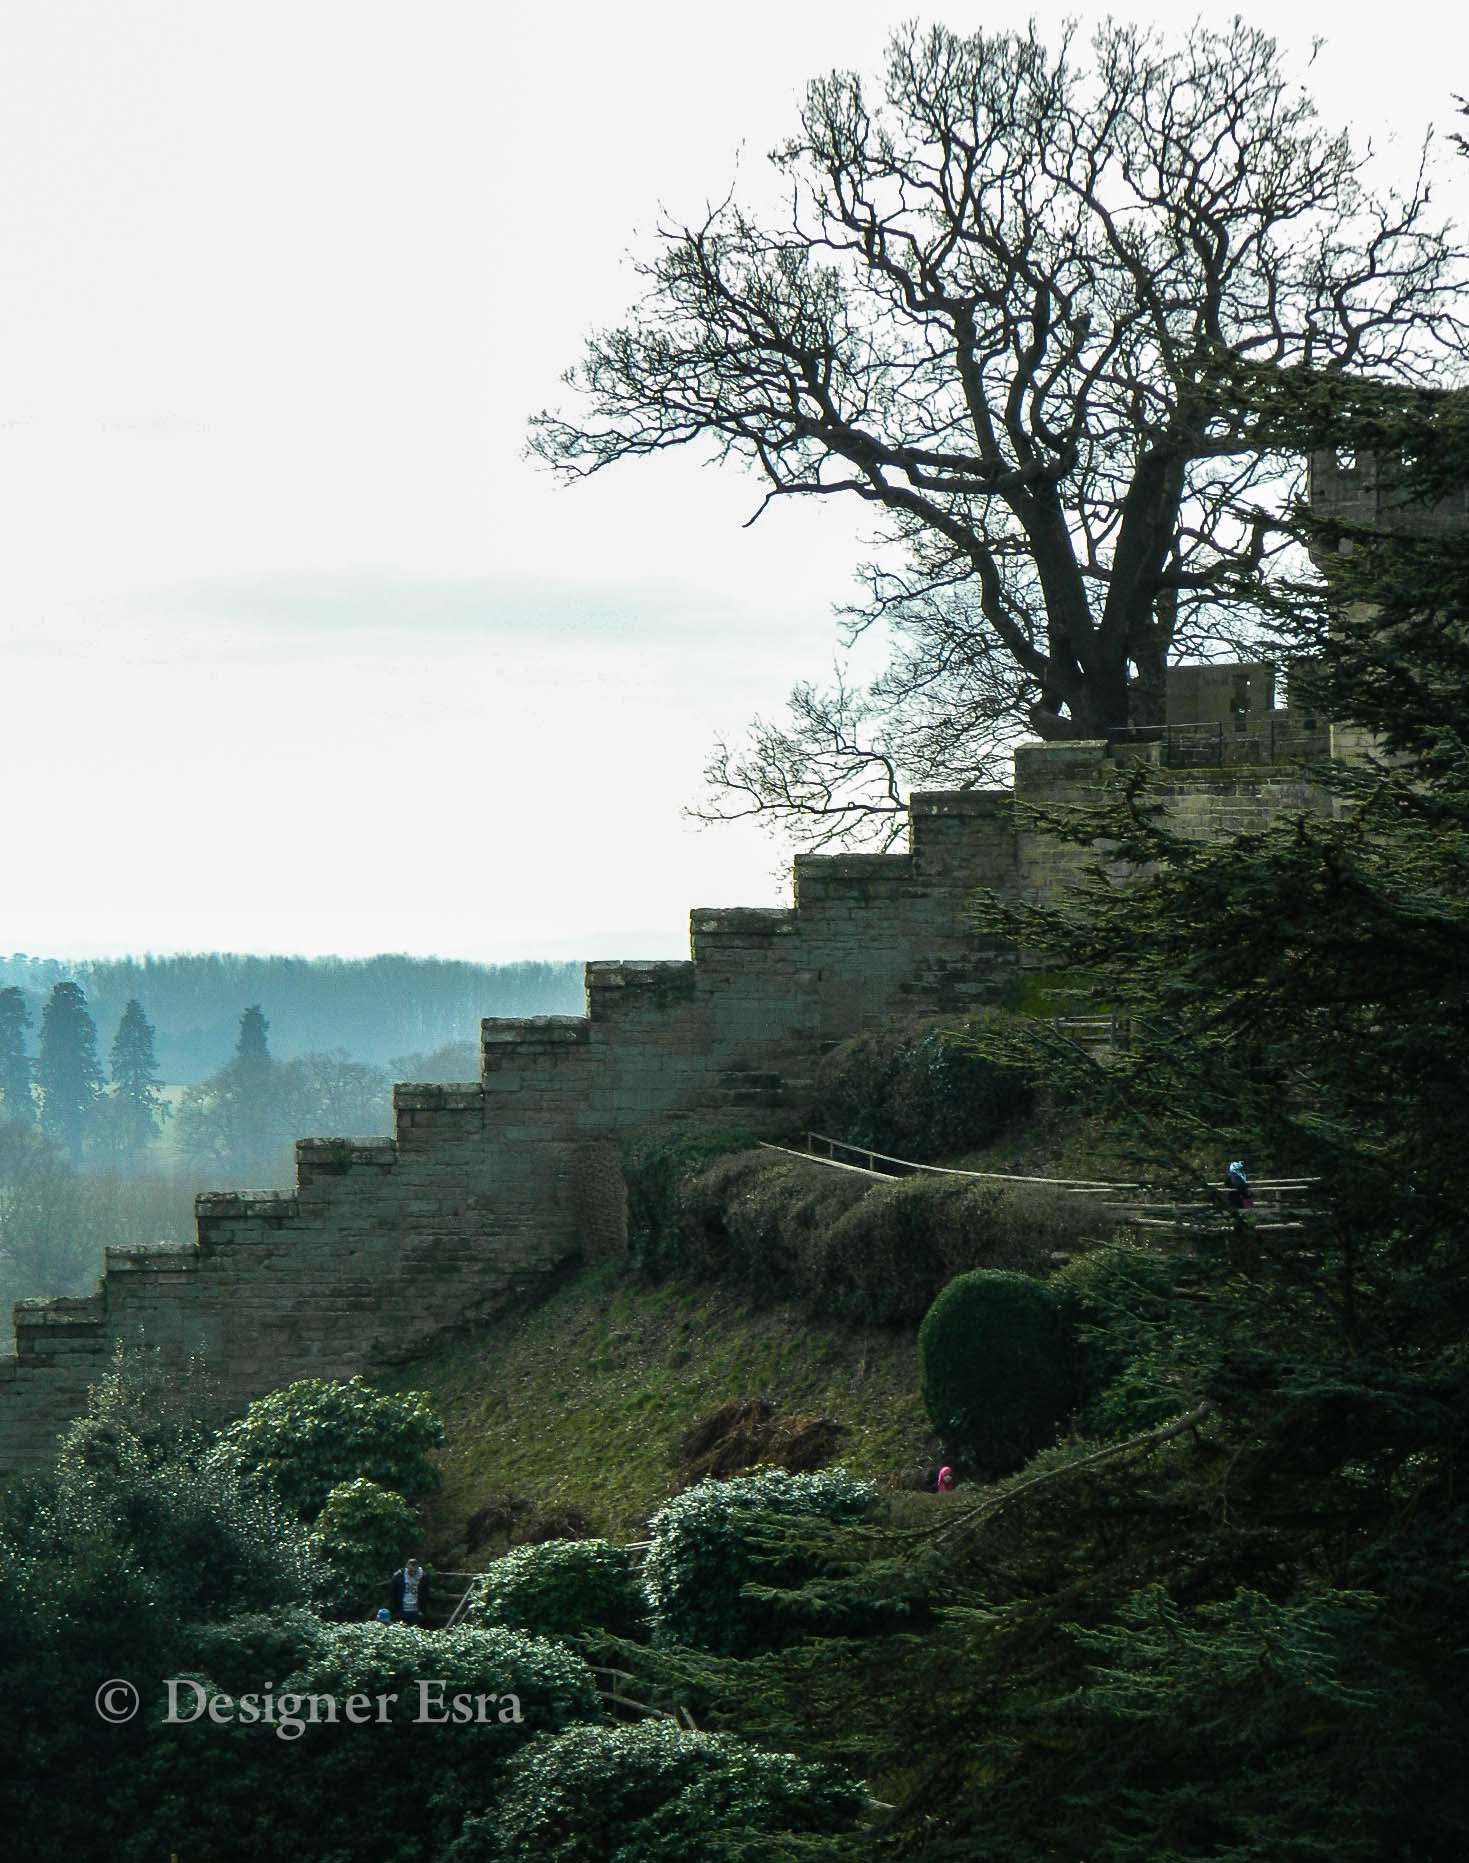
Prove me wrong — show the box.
[389,1557,431,1627]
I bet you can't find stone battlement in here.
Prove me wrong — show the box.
[0,745,1338,1469]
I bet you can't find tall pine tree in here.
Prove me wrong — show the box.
[174,1004,283,1178]
[107,999,168,1163]
[0,987,33,1125]
[232,1005,275,1173]
[35,983,105,1164]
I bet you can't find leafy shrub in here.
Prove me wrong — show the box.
[918,1269,1075,1473]
[180,1608,325,1695]
[809,1013,1036,1162]
[807,1171,1095,1323]
[126,1621,602,1863]
[465,1539,647,1643]
[46,1381,326,1622]
[308,1477,419,1613]
[215,1375,445,1519]
[277,1618,601,1735]
[623,1128,760,1278]
[447,1720,868,1862]
[0,1367,327,1863]
[642,1467,877,1655]
[655,1147,1099,1323]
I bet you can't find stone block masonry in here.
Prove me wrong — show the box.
[0,789,1019,1468]
[0,755,1333,1470]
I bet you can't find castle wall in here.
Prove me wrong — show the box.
[0,1099,574,1465]
[0,789,1020,1467]
[0,758,1335,1468]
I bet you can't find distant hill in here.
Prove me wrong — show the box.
[0,952,585,1083]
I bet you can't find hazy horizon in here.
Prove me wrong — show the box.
[3,0,1465,961]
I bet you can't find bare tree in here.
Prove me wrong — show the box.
[534,19,1466,844]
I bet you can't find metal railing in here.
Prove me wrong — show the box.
[785,1135,1322,1234]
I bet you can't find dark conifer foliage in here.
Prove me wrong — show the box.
[585,382,1469,1860]
[106,998,169,1161]
[34,983,104,1164]
[0,986,33,1124]
[234,1003,271,1067]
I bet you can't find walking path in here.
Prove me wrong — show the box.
[757,1134,1322,1236]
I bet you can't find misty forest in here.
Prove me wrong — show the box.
[0,954,582,1316]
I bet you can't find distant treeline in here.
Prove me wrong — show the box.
[0,953,585,1082]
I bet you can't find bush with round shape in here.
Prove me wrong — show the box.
[465,1538,646,1643]
[642,1466,877,1655]
[918,1269,1075,1473]
[215,1375,445,1520]
[308,1477,419,1614]
[445,1719,868,1863]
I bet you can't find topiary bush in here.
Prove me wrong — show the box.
[446,1719,869,1862]
[308,1477,420,1614]
[180,1608,325,1696]
[642,1466,877,1655]
[465,1538,647,1643]
[215,1375,445,1520]
[918,1269,1075,1474]
[809,1013,1036,1162]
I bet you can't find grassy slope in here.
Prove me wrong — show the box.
[388,1261,936,1554]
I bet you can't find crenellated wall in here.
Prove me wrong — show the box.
[0,789,1021,1467]
[0,749,1345,1468]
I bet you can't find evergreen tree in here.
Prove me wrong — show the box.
[235,1003,271,1069]
[174,1005,285,1179]
[35,983,104,1164]
[600,384,1469,1859]
[106,999,169,1162]
[871,378,1469,1856]
[0,987,33,1124]
[232,1004,275,1171]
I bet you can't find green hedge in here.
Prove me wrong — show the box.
[642,1467,877,1656]
[918,1269,1075,1473]
[126,1622,602,1863]
[465,1538,647,1643]
[447,1720,868,1862]
[642,1146,1096,1324]
[808,1014,1037,1162]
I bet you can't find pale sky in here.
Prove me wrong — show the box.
[2,0,1465,963]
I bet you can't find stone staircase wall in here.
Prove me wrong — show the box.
[0,748,1346,1470]
[0,789,1018,1469]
